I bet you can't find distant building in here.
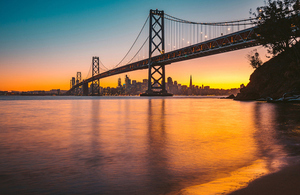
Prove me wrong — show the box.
[118,78,122,87]
[167,77,173,92]
[72,77,75,87]
[167,77,173,85]
[132,80,137,86]
[0,91,7,95]
[125,75,131,94]
[125,75,131,86]
[50,89,60,95]
[92,75,241,96]
[142,79,148,91]
[33,90,45,95]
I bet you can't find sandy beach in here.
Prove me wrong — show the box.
[229,163,300,195]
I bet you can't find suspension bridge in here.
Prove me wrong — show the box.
[68,9,259,96]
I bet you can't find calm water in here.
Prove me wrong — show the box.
[0,96,300,195]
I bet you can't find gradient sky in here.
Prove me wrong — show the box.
[0,0,268,91]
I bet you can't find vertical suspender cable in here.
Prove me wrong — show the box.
[171,21,173,51]
[200,24,202,42]
[197,24,198,43]
[192,24,194,45]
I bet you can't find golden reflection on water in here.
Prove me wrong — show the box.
[0,97,296,195]
[178,159,269,195]
[166,99,258,172]
[173,101,287,195]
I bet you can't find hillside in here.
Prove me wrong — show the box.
[235,49,300,100]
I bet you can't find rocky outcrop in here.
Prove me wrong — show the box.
[235,50,300,101]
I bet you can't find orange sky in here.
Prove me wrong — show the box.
[99,46,268,90]
[0,0,267,92]
[0,46,268,91]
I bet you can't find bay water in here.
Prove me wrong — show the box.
[0,96,300,194]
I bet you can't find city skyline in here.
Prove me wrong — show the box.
[1,74,241,96]
[83,74,242,96]
[0,0,268,91]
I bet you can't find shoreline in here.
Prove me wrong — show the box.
[228,163,300,195]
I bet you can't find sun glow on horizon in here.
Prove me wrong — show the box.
[0,0,267,92]
[0,47,262,91]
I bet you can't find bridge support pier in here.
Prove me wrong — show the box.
[83,81,89,96]
[141,63,172,96]
[141,9,172,97]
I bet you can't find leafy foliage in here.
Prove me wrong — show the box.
[252,0,300,56]
[247,49,263,69]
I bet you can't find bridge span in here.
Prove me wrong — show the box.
[68,9,259,96]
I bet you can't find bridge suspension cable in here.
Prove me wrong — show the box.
[126,36,149,65]
[99,58,109,71]
[69,10,262,95]
[82,14,150,83]
[85,12,259,78]
[84,62,92,80]
[163,13,257,53]
[112,15,150,69]
[164,13,256,26]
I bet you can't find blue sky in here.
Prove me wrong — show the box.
[0,0,266,91]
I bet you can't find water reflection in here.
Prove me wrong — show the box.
[0,97,299,195]
[89,100,101,167]
[146,99,173,194]
[171,101,300,195]
[272,103,300,156]
[253,102,287,172]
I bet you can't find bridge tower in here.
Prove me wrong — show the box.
[91,56,100,95]
[141,9,172,96]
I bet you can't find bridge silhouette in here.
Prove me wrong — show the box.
[68,9,259,96]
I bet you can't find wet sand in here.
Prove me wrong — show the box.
[228,163,300,195]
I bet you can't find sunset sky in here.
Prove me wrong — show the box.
[0,0,268,91]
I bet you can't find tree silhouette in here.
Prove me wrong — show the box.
[247,49,263,69]
[253,0,300,57]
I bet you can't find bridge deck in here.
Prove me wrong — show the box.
[70,27,258,91]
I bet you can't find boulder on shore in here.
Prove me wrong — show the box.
[235,50,300,101]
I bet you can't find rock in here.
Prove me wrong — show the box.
[256,98,267,101]
[227,94,236,99]
[266,97,273,102]
[235,91,260,100]
[235,48,300,101]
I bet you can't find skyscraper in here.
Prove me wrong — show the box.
[167,77,173,93]
[125,75,131,94]
[189,75,192,88]
[125,75,131,86]
[72,77,75,87]
[118,78,122,87]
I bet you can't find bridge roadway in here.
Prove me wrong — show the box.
[70,26,258,91]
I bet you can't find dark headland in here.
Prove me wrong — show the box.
[235,46,300,101]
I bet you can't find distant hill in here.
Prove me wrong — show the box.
[235,47,300,100]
